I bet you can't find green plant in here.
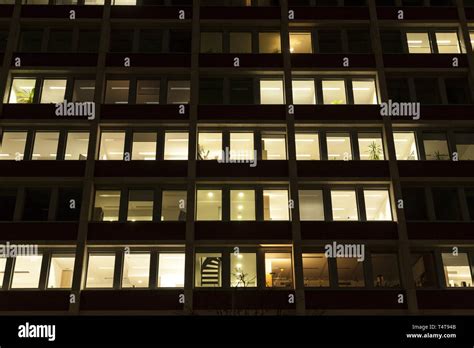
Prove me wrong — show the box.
[407,150,416,160]
[15,88,35,104]
[367,141,382,160]
[433,150,449,160]
[330,99,344,104]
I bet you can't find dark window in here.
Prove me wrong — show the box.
[387,78,410,102]
[372,254,401,288]
[430,0,453,5]
[0,189,16,221]
[19,30,43,52]
[465,188,474,221]
[376,0,396,5]
[432,188,461,221]
[0,31,8,52]
[402,187,428,221]
[78,30,100,52]
[402,0,424,5]
[318,30,342,53]
[380,30,403,53]
[289,0,311,5]
[139,29,162,53]
[199,79,224,104]
[110,30,134,52]
[56,188,82,221]
[445,78,471,104]
[315,0,334,5]
[23,188,51,221]
[230,78,254,104]
[169,30,191,53]
[142,0,165,4]
[343,0,366,5]
[411,253,437,288]
[47,30,73,52]
[347,30,371,53]
[414,78,440,104]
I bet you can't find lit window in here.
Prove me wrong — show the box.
[195,253,222,287]
[200,32,223,53]
[0,258,6,286]
[364,189,392,221]
[265,252,293,288]
[136,80,160,104]
[358,133,384,160]
[394,132,419,160]
[164,132,188,160]
[260,79,284,104]
[229,32,252,53]
[289,32,312,53]
[331,190,358,221]
[198,132,222,160]
[85,0,105,4]
[259,32,281,53]
[230,132,254,161]
[86,254,115,288]
[47,256,75,289]
[127,190,153,222]
[65,132,89,160]
[104,80,130,104]
[352,80,377,104]
[326,133,352,160]
[158,254,185,287]
[263,189,289,221]
[435,32,460,53]
[40,79,66,104]
[295,133,320,160]
[455,133,474,160]
[167,80,190,104]
[196,189,222,221]
[94,190,121,221]
[230,190,255,221]
[292,80,316,104]
[262,134,287,160]
[406,32,431,53]
[423,132,450,160]
[299,190,324,221]
[372,254,400,288]
[122,253,150,288]
[161,191,187,221]
[9,78,35,104]
[412,253,437,287]
[73,80,95,102]
[337,258,365,287]
[442,253,473,288]
[99,132,125,160]
[231,253,257,287]
[322,80,346,104]
[32,132,60,160]
[132,132,157,160]
[303,253,329,287]
[0,132,27,160]
[11,255,43,289]
[470,32,474,51]
[113,0,136,5]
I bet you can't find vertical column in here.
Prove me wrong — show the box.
[456,0,474,102]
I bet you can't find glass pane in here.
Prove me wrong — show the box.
[19,29,43,52]
[11,255,43,289]
[110,29,134,52]
[105,80,129,104]
[407,32,431,53]
[65,132,89,160]
[260,79,284,104]
[99,132,125,160]
[9,78,36,104]
[402,187,428,221]
[200,32,223,53]
[169,30,191,53]
[337,258,364,287]
[263,190,289,221]
[412,253,437,287]
[414,78,440,104]
[47,30,72,52]
[198,133,222,160]
[57,188,82,221]
[318,30,342,53]
[259,32,281,53]
[86,254,115,288]
[47,256,75,289]
[0,132,27,160]
[290,32,312,53]
[138,29,162,53]
[72,80,95,102]
[265,252,293,288]
[161,191,187,221]
[364,189,392,221]
[158,254,185,287]
[352,80,377,104]
[435,32,460,53]
[303,253,329,287]
[167,80,190,104]
[331,190,358,221]
[23,188,50,221]
[195,253,222,287]
[322,80,346,104]
[231,253,257,287]
[164,132,188,160]
[0,189,16,221]
[32,132,60,160]
[94,190,121,221]
[358,133,384,160]
[372,254,400,288]
[230,32,252,53]
[442,253,473,287]
[127,190,153,222]
[136,80,160,104]
[230,190,255,221]
[132,133,157,160]
[40,79,67,104]
[122,253,150,288]
[432,188,461,221]
[196,190,222,221]
[199,78,223,104]
[230,78,254,104]
[347,29,371,53]
[0,258,6,286]
[262,134,286,160]
[78,30,100,52]
[327,133,352,160]
[423,133,450,160]
[394,132,419,160]
[230,133,254,160]
[292,80,316,104]
[455,133,474,160]
[299,190,324,221]
[295,133,320,160]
